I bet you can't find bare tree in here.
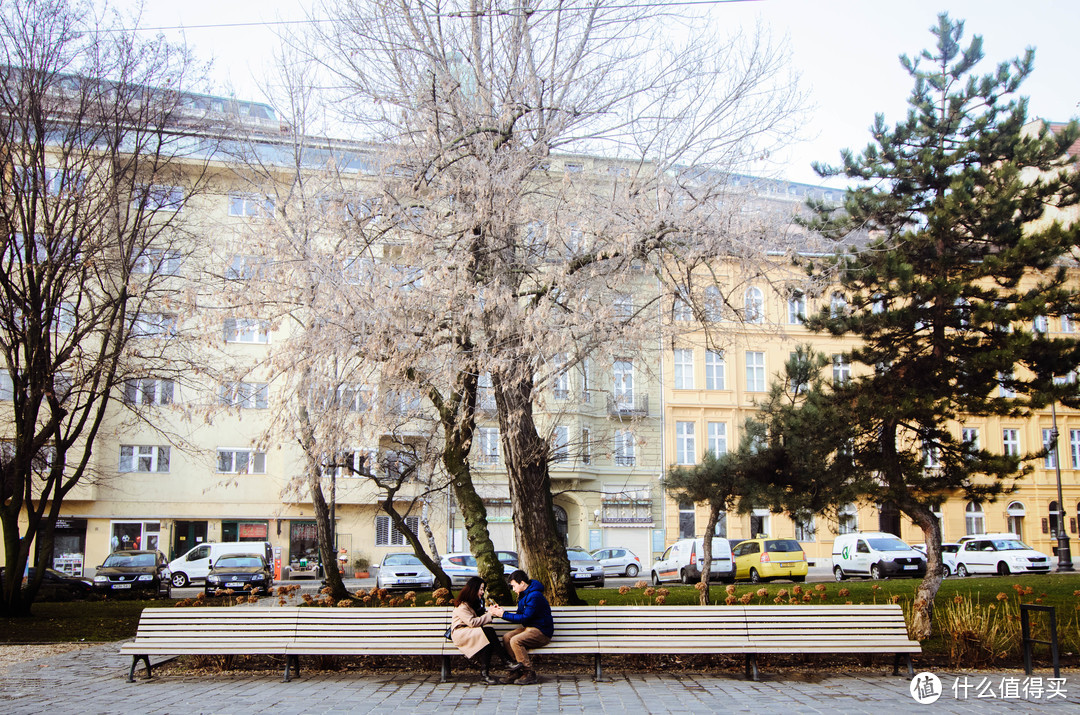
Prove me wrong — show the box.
[0,0,210,614]
[290,0,805,604]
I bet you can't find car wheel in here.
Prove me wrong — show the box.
[749,568,761,584]
[171,572,189,588]
[651,571,661,586]
[956,564,969,578]
[833,566,846,582]
[997,562,1010,576]
[625,564,639,578]
[870,564,883,580]
[680,569,691,584]
[943,565,951,578]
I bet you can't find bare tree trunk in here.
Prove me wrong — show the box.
[698,504,721,606]
[420,500,441,562]
[905,501,944,641]
[492,368,580,606]
[309,472,348,600]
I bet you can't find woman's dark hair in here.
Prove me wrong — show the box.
[454,576,485,612]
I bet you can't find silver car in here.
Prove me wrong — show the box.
[567,548,605,587]
[590,547,642,577]
[375,552,435,591]
[439,552,514,587]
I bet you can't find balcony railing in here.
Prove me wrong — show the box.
[606,393,648,418]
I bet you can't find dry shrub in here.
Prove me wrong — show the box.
[935,596,1021,666]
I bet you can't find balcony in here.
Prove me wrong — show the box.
[606,393,648,418]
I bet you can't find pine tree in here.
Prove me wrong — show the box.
[798,14,1080,638]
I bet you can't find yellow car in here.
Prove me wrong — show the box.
[732,538,808,583]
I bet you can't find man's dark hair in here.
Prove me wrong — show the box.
[509,569,529,585]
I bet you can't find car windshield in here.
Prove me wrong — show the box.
[567,550,593,562]
[991,539,1029,551]
[383,554,422,566]
[216,556,263,568]
[765,540,801,553]
[103,553,156,568]
[942,544,959,553]
[866,538,911,551]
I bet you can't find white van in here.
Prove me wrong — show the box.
[832,532,926,581]
[651,537,735,585]
[168,541,274,588]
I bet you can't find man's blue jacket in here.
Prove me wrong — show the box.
[500,579,554,637]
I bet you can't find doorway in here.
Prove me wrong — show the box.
[172,520,208,560]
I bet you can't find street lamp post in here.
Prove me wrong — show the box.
[1050,401,1074,572]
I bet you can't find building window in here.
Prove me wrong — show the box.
[119,445,170,473]
[217,449,266,474]
[962,427,980,448]
[375,515,421,547]
[750,510,770,538]
[133,249,181,276]
[132,312,177,338]
[676,421,695,465]
[707,421,728,456]
[1033,315,1048,334]
[1002,428,1020,457]
[746,351,765,392]
[998,372,1016,398]
[832,355,850,385]
[581,426,591,464]
[228,192,274,218]
[613,359,634,405]
[794,513,816,542]
[678,498,695,539]
[1071,429,1080,469]
[220,382,268,409]
[830,292,847,317]
[787,291,806,324]
[744,287,764,324]
[703,286,723,322]
[963,501,985,535]
[478,427,499,465]
[613,430,635,466]
[224,318,270,344]
[837,503,857,535]
[124,378,174,406]
[0,371,12,401]
[1062,315,1075,333]
[552,353,570,400]
[552,426,569,463]
[923,440,940,468]
[705,351,725,390]
[673,296,693,322]
[226,254,269,281]
[673,349,694,390]
[1006,501,1025,541]
[142,185,185,212]
[1043,428,1059,468]
[613,293,633,319]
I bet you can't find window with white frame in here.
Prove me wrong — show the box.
[1033,315,1048,334]
[1043,428,1059,468]
[998,371,1016,398]
[794,513,816,542]
[703,285,723,322]
[705,350,725,390]
[132,312,177,338]
[337,384,372,412]
[581,426,591,464]
[965,501,985,535]
[1062,315,1075,333]
[962,427,980,448]
[224,318,270,344]
[673,349,694,390]
[832,354,850,385]
[787,291,806,324]
[478,427,499,465]
[678,498,696,539]
[837,503,857,534]
[613,430,635,466]
[119,445,170,473]
[228,192,274,218]
[325,449,374,479]
[745,351,765,392]
[552,426,569,463]
[478,372,495,411]
[375,514,420,546]
[0,371,12,401]
[580,359,591,403]
[744,287,764,324]
[124,378,174,406]
[1071,429,1080,469]
[923,440,940,468]
[144,184,184,212]
[673,296,693,322]
[613,359,634,405]
[133,249,181,276]
[676,421,695,465]
[707,422,728,456]
[226,254,269,281]
[552,353,569,400]
[220,381,268,409]
[613,293,633,319]
[830,292,847,317]
[217,449,266,474]
[1002,428,1020,456]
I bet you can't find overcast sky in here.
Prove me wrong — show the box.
[119,0,1080,186]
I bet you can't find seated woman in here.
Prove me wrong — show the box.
[450,576,509,684]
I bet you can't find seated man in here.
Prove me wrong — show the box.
[490,569,553,685]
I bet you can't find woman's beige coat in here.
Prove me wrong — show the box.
[450,601,494,658]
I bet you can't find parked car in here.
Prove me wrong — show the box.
[375,552,435,591]
[590,547,642,577]
[832,533,926,580]
[495,550,519,568]
[439,552,514,587]
[93,550,172,597]
[567,547,605,587]
[954,535,1051,576]
[913,543,960,577]
[731,538,808,583]
[651,537,735,585]
[205,554,273,596]
[168,541,274,588]
[0,567,93,601]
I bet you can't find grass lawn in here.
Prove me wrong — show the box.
[0,597,174,643]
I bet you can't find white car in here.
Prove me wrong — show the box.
[375,552,435,591]
[590,547,642,577]
[913,543,960,577]
[954,535,1051,576]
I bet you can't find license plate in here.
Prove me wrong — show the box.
[780,562,796,567]
[226,581,244,587]
[113,583,131,589]
[903,565,917,570]
[574,573,591,579]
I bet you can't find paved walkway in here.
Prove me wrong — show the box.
[0,642,1076,714]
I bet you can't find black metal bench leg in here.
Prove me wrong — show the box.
[745,654,758,681]
[441,655,450,683]
[283,654,299,682]
[128,655,151,683]
[593,654,604,682]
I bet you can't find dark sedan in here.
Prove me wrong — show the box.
[0,567,93,601]
[205,554,272,596]
[93,550,171,598]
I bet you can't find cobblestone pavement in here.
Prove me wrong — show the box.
[1,642,1077,714]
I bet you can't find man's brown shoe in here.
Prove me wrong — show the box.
[505,666,526,683]
[516,668,537,685]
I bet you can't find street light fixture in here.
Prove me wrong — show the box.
[1049,401,1073,572]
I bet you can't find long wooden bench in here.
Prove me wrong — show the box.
[120,604,919,682]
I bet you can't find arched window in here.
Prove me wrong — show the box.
[1006,501,1025,541]
[744,287,764,324]
[965,501,985,536]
